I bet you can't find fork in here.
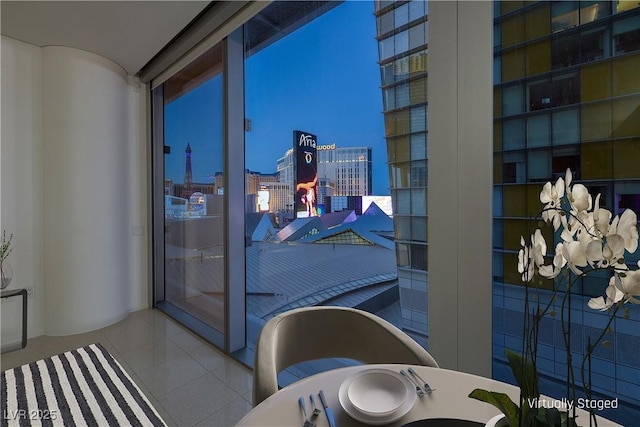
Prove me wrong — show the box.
[309,394,321,419]
[298,397,316,427]
[400,370,425,396]
[408,367,435,394]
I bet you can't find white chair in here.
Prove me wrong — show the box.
[252,306,438,406]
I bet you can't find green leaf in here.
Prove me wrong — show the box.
[469,389,519,427]
[505,349,539,399]
[536,407,562,426]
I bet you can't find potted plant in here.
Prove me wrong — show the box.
[1,230,13,289]
[470,169,640,426]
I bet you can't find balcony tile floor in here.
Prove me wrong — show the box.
[0,308,252,427]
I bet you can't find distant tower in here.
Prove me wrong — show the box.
[182,143,193,198]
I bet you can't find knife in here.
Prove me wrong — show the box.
[318,390,337,427]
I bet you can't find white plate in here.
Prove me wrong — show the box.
[347,370,408,416]
[339,368,417,425]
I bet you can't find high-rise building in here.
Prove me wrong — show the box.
[493,0,640,410]
[317,145,372,197]
[246,170,279,196]
[375,0,429,343]
[277,144,373,203]
[276,148,295,192]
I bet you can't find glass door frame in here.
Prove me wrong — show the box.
[151,27,247,354]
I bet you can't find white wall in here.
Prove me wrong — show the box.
[1,37,45,343]
[1,37,149,344]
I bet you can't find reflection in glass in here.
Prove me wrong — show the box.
[161,43,225,333]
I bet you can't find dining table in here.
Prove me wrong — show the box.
[236,364,622,427]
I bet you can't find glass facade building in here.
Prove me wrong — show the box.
[493,0,640,416]
[276,145,373,210]
[377,0,639,421]
[375,0,429,343]
[317,146,373,198]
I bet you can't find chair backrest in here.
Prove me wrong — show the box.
[252,306,438,406]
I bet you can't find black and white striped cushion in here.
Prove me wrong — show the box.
[1,343,166,426]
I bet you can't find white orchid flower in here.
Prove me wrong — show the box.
[561,240,588,276]
[559,214,577,242]
[588,276,623,311]
[540,178,564,230]
[567,183,592,213]
[560,211,596,246]
[518,236,534,282]
[592,193,612,238]
[539,243,567,279]
[531,229,547,267]
[565,168,572,189]
[585,234,625,269]
[574,211,596,244]
[614,270,640,305]
[609,209,638,254]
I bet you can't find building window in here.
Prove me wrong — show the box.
[502,83,524,116]
[552,108,581,145]
[551,33,580,68]
[580,1,611,24]
[614,15,640,54]
[553,74,580,107]
[528,149,551,182]
[552,147,581,178]
[527,114,551,147]
[409,0,427,22]
[410,160,427,187]
[503,151,526,183]
[380,35,395,60]
[552,1,579,33]
[394,188,411,214]
[410,244,427,271]
[395,30,409,55]
[528,79,552,111]
[410,105,427,132]
[394,3,409,28]
[378,9,394,36]
[409,22,427,50]
[410,133,427,160]
[503,118,526,149]
[411,188,426,215]
[580,26,609,62]
[397,243,410,267]
[411,217,427,243]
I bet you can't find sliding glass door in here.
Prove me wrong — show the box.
[153,42,226,344]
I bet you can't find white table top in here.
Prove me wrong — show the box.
[237,364,621,427]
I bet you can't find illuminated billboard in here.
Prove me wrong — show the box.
[294,130,318,218]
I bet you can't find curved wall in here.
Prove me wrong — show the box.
[42,46,130,335]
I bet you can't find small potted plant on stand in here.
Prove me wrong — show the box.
[470,169,640,426]
[1,230,13,289]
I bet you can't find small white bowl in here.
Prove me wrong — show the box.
[347,370,408,417]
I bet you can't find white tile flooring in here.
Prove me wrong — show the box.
[0,308,253,426]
